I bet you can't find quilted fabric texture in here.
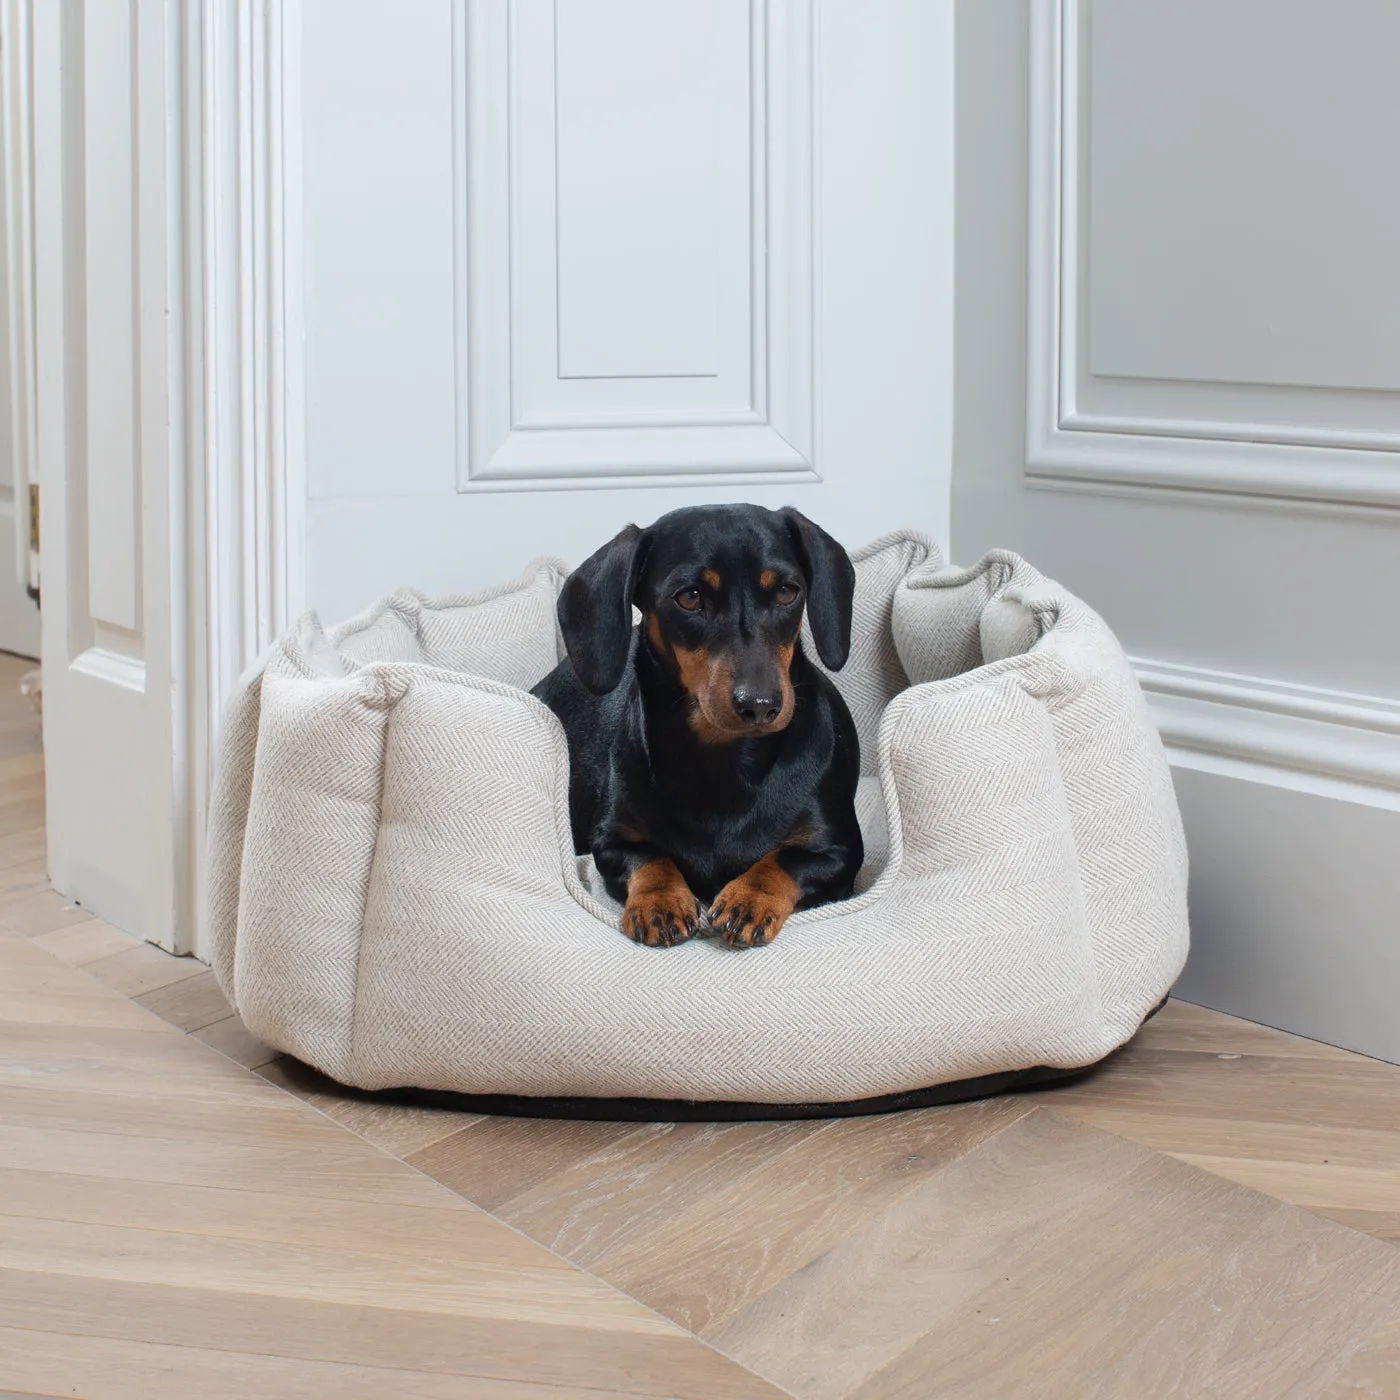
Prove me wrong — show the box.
[206,533,1189,1104]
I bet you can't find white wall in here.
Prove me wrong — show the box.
[954,0,1400,1060]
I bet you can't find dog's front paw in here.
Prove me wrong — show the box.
[622,858,701,948]
[708,854,800,949]
[623,890,701,947]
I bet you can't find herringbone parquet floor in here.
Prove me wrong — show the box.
[6,652,1400,1397]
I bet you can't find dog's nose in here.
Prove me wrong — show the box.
[732,687,781,726]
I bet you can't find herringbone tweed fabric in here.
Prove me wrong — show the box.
[206,533,1189,1104]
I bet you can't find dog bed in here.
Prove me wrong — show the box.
[207,532,1188,1111]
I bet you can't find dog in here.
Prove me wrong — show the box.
[531,503,863,949]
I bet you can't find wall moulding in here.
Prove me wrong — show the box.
[455,0,819,491]
[1026,0,1400,513]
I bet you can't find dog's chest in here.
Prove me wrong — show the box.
[642,765,816,898]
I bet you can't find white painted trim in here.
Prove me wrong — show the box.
[1,0,38,591]
[190,0,304,957]
[70,647,147,694]
[202,0,304,705]
[457,0,817,489]
[1025,0,1400,512]
[1134,657,1400,811]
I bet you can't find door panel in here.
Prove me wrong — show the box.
[31,0,185,947]
[296,0,954,621]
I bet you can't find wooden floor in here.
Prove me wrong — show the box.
[6,653,1400,1398]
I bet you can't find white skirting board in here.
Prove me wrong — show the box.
[1170,767,1400,1066]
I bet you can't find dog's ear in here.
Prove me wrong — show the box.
[558,524,649,694]
[781,508,855,671]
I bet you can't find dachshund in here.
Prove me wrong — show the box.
[531,504,863,949]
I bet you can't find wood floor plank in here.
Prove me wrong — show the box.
[0,1167,550,1269]
[496,1117,826,1267]
[0,942,174,1031]
[0,860,51,899]
[0,940,786,1400]
[1318,1206,1400,1242]
[80,942,207,998]
[191,1013,280,1070]
[1302,1312,1400,1398]
[0,887,91,938]
[1176,1152,1400,1215]
[28,920,139,967]
[408,1116,659,1214]
[0,985,173,1032]
[0,1122,464,1207]
[258,1055,484,1157]
[0,1213,680,1332]
[1041,1045,1400,1134]
[0,1021,319,1106]
[1140,999,1361,1060]
[544,1098,1031,1336]
[0,800,45,839]
[705,1109,1153,1399]
[0,773,47,814]
[1047,1104,1400,1172]
[1079,1202,1400,1400]
[0,1080,369,1150]
[0,1324,732,1400]
[135,969,232,1031]
[0,1272,780,1400]
[0,752,42,781]
[843,1137,1400,1400]
[0,828,48,874]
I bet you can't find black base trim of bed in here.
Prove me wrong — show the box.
[294,999,1169,1124]
[385,1059,1090,1122]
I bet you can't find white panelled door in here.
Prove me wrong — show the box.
[28,0,190,948]
[294,0,953,621]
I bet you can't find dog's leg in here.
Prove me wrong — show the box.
[595,833,702,948]
[618,856,702,948]
[708,851,802,949]
[709,839,860,949]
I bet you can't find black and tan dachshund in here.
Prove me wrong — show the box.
[532,503,863,949]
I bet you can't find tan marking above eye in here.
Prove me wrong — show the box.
[759,569,776,590]
[702,569,722,591]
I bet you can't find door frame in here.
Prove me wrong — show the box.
[11,0,301,955]
[194,0,306,958]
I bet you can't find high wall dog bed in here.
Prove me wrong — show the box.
[207,532,1189,1116]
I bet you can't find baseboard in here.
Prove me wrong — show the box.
[1127,658,1400,1062]
[1169,765,1400,1066]
[1132,657,1400,811]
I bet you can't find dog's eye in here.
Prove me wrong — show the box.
[775,583,801,606]
[674,587,704,613]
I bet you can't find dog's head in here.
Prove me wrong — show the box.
[557,504,855,742]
